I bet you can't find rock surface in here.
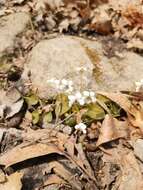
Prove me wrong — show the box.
[23,36,94,98]
[23,36,143,98]
[0,12,30,56]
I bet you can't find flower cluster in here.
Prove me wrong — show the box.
[47,78,73,93]
[47,78,96,107]
[75,122,87,134]
[68,90,96,107]
[135,79,143,92]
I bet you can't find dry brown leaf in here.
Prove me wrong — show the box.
[22,128,69,151]
[96,114,128,147]
[74,143,95,180]
[89,20,113,35]
[114,151,143,190]
[48,161,82,190]
[0,172,23,190]
[43,174,67,187]
[0,168,6,183]
[64,136,96,183]
[0,142,64,168]
[128,108,143,133]
[123,5,143,27]
[127,38,143,50]
[132,139,143,162]
[98,92,131,114]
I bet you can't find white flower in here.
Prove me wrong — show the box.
[78,97,85,105]
[68,80,73,86]
[54,79,60,85]
[83,91,90,97]
[89,91,95,97]
[61,79,68,86]
[75,123,87,134]
[68,95,76,107]
[75,92,82,99]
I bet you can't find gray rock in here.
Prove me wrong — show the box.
[0,12,30,56]
[23,36,94,98]
[23,36,143,98]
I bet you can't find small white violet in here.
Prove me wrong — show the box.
[78,97,85,105]
[75,122,87,134]
[68,80,73,86]
[89,91,95,97]
[75,92,82,99]
[54,79,60,85]
[83,91,90,97]
[61,79,68,86]
[68,95,76,107]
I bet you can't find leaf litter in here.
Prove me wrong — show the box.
[1,0,143,190]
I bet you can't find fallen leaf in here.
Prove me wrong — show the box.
[98,92,131,114]
[0,168,6,183]
[48,161,82,190]
[96,114,128,147]
[0,142,64,168]
[127,38,143,50]
[65,136,96,183]
[114,151,143,190]
[0,172,23,190]
[0,89,23,119]
[132,139,143,161]
[6,99,24,119]
[43,174,66,187]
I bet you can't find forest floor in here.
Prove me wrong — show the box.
[0,1,143,190]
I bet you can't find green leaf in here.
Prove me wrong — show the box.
[25,94,39,106]
[43,112,53,124]
[84,103,105,120]
[65,115,76,127]
[107,102,121,117]
[96,94,110,103]
[55,93,70,117]
[32,110,40,124]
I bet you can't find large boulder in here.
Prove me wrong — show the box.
[23,36,95,98]
[23,36,143,98]
[0,12,30,56]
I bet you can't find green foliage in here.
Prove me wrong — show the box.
[84,103,105,120]
[106,102,121,117]
[25,91,123,127]
[25,94,39,107]
[96,94,110,103]
[55,93,70,117]
[65,115,76,127]
[43,112,53,124]
[32,110,40,124]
